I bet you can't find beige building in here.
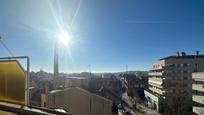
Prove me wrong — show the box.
[65,77,89,89]
[47,87,112,115]
[145,52,204,113]
[192,72,204,115]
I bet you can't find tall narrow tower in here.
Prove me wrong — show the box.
[53,43,59,89]
[89,64,91,77]
[126,64,128,73]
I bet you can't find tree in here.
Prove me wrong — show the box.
[163,85,192,115]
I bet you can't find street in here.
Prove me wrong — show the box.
[119,78,159,115]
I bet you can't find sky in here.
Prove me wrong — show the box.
[0,0,204,73]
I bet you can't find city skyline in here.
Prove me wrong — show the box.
[0,0,204,73]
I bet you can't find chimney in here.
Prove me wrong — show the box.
[181,52,186,56]
[196,51,199,56]
[176,52,180,57]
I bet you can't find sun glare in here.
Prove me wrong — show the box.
[57,31,72,46]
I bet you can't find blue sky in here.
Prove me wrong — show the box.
[0,0,204,73]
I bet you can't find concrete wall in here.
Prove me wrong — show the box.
[151,60,165,70]
[144,90,160,112]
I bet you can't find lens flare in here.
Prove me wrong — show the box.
[57,31,72,45]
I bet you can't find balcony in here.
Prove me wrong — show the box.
[148,72,163,76]
[193,106,204,115]
[192,84,204,92]
[148,77,164,88]
[151,65,163,71]
[192,72,204,81]
[193,95,204,105]
[149,87,165,95]
[144,90,159,102]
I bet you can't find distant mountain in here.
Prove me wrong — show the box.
[113,71,148,77]
[30,70,148,80]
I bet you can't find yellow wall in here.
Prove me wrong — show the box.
[0,60,25,104]
[0,110,13,115]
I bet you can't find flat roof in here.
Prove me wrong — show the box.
[159,55,204,60]
[66,77,89,80]
[49,87,112,103]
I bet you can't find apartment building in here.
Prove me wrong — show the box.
[192,72,204,115]
[65,77,89,89]
[145,51,204,113]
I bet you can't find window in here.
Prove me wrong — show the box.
[183,70,188,74]
[183,90,188,94]
[194,64,198,72]
[183,84,188,87]
[183,63,188,67]
[171,64,176,67]
[183,76,188,80]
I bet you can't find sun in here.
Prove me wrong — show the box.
[57,31,72,46]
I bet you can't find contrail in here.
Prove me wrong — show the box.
[48,0,63,30]
[126,20,176,24]
[70,0,83,28]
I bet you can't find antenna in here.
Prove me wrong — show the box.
[126,64,128,73]
[89,64,91,77]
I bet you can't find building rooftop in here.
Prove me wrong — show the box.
[66,77,89,80]
[159,55,204,60]
[49,87,112,103]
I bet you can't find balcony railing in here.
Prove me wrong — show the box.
[148,77,163,85]
[192,72,204,80]
[192,84,204,92]
[193,106,204,115]
[148,72,163,76]
[149,87,165,95]
[193,95,204,105]
[144,90,159,102]
[151,66,163,71]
